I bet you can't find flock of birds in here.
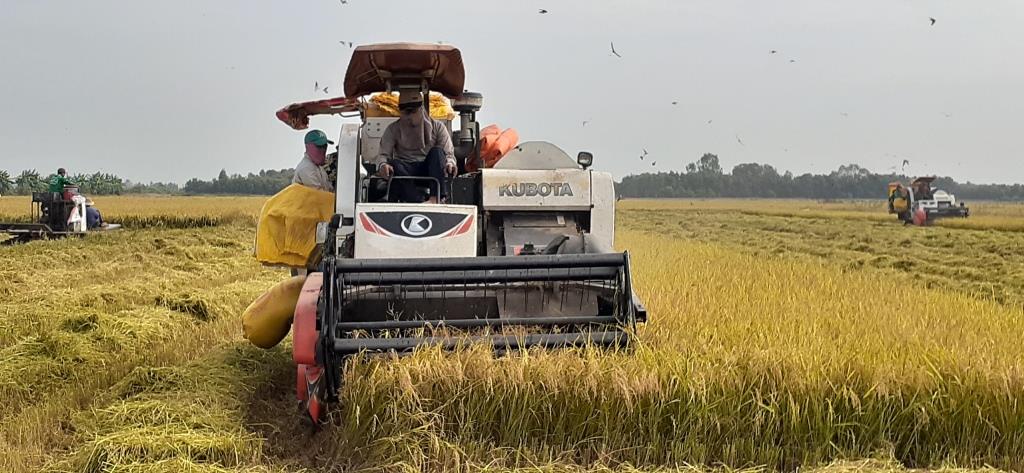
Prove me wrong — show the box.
[326,2,942,172]
[549,9,941,170]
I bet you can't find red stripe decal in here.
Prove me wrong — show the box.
[444,215,474,238]
[454,214,475,236]
[359,213,377,234]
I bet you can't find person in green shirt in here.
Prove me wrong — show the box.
[48,168,74,193]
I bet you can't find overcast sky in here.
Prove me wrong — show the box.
[2,0,1022,184]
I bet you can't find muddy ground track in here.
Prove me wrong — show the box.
[242,352,332,471]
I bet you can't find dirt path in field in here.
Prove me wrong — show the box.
[241,352,331,472]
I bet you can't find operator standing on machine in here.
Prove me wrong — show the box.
[48,168,74,193]
[372,91,457,204]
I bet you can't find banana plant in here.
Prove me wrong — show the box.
[15,169,46,195]
[0,170,13,195]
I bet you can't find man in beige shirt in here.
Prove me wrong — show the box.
[292,130,334,192]
[371,91,457,203]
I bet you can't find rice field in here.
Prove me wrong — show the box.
[1,196,1022,472]
[617,200,1024,309]
[0,195,266,229]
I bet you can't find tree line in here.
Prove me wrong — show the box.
[3,159,1023,200]
[616,154,1024,201]
[181,169,294,195]
[0,169,125,196]
[0,168,294,196]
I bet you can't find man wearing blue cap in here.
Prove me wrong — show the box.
[292,130,334,192]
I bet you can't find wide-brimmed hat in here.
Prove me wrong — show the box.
[398,90,424,109]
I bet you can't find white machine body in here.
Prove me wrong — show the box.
[481,169,592,210]
[328,97,617,260]
[354,203,477,258]
[480,167,615,253]
[913,189,958,211]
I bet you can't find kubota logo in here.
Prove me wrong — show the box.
[498,182,574,197]
[400,214,432,236]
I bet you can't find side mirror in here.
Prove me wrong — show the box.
[577,151,594,169]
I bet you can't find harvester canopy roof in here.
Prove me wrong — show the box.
[911,176,937,185]
[344,43,465,98]
[274,43,466,130]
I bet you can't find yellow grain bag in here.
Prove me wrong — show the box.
[367,92,456,120]
[242,275,307,348]
[255,183,335,267]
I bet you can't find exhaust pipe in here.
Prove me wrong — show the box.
[452,91,483,164]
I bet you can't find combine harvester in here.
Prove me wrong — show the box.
[887,176,969,225]
[0,189,120,244]
[257,43,647,423]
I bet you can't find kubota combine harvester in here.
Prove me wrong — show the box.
[264,43,647,423]
[887,176,969,225]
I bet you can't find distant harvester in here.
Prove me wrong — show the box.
[887,176,970,225]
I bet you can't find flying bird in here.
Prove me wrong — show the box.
[902,159,910,167]
[929,17,936,26]
[770,50,778,54]
[610,42,622,58]
[642,148,649,157]
[314,81,319,92]
[322,86,329,94]
[339,41,353,48]
[736,134,745,146]
[707,120,713,124]
[671,101,678,105]
[789,59,796,63]
[538,9,548,14]
[840,112,849,117]
[651,161,657,166]
[582,120,589,127]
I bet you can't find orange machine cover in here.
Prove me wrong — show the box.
[471,125,519,171]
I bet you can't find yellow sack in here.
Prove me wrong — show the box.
[242,275,307,349]
[255,183,335,267]
[366,92,457,120]
[892,197,909,212]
